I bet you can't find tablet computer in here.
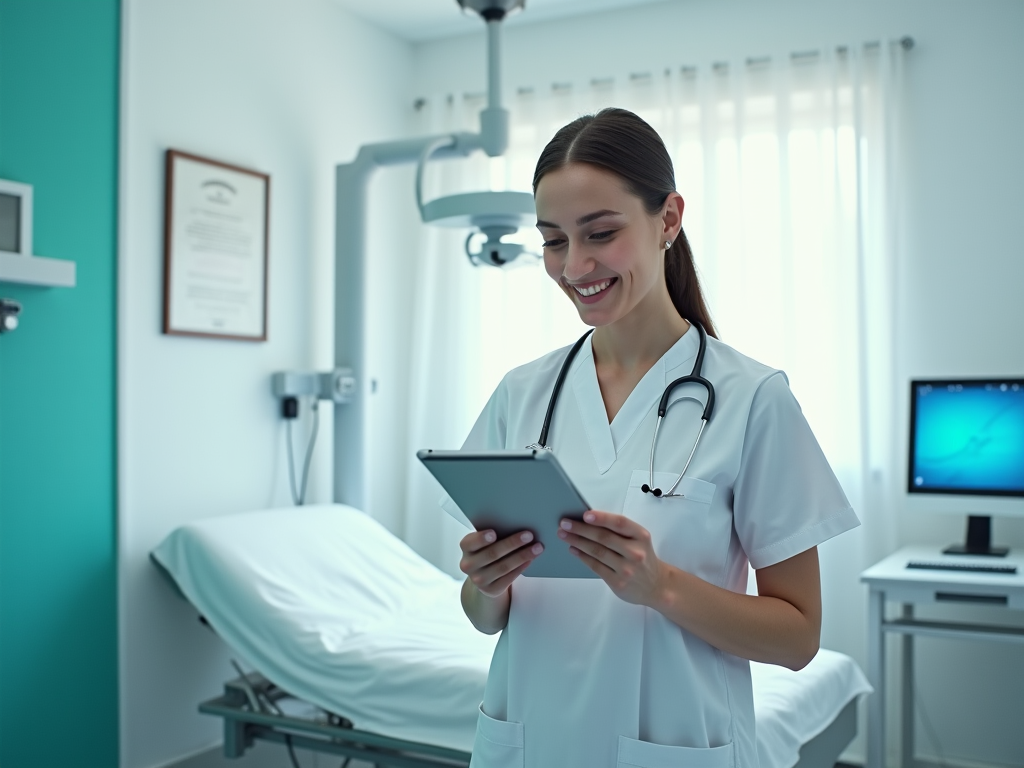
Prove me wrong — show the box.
[417,449,597,579]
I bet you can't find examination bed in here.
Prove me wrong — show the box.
[152,504,871,768]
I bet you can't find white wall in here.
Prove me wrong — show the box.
[117,1,414,766]
[411,1,1024,766]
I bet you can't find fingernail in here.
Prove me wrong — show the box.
[484,531,496,543]
[584,513,595,523]
[521,532,534,543]
[531,543,544,555]
[560,520,572,530]
[557,530,567,540]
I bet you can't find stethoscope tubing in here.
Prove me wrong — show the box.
[535,329,594,449]
[532,320,715,499]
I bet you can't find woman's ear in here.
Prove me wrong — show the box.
[661,192,685,241]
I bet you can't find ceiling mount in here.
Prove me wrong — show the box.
[456,0,526,22]
[411,0,536,267]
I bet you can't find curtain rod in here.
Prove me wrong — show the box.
[413,35,914,109]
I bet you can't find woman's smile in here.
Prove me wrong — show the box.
[569,277,618,303]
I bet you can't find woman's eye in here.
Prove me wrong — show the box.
[542,238,566,248]
[590,230,616,241]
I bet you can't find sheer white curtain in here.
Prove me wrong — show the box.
[401,44,907,652]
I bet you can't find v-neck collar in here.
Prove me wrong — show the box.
[570,326,701,474]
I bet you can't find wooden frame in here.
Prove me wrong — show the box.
[163,149,270,341]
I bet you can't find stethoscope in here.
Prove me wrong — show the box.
[527,320,715,498]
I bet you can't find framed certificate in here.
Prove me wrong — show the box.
[163,150,270,340]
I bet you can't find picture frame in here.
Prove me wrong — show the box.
[163,149,270,341]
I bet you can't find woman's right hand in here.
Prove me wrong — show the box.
[459,529,544,598]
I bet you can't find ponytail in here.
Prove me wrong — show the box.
[666,229,718,339]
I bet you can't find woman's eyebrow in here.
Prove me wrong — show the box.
[536,209,623,229]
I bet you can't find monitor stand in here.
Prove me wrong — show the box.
[943,515,1009,557]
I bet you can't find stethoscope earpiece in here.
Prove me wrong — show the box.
[640,484,664,497]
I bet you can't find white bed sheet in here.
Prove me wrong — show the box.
[152,504,870,766]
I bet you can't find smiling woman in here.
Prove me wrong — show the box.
[450,108,860,768]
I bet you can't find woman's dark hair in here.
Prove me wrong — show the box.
[533,107,718,338]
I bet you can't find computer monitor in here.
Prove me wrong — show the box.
[907,378,1024,556]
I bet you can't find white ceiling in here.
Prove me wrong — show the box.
[332,0,664,42]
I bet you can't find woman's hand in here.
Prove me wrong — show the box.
[460,529,544,598]
[558,511,665,606]
[459,529,544,634]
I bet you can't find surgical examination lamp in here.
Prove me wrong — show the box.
[273,0,536,508]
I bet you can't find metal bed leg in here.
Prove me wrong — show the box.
[867,588,885,768]
[223,713,252,759]
[901,604,915,768]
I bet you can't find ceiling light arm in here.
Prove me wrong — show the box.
[324,1,523,509]
[331,131,488,510]
[416,11,511,215]
[416,136,458,218]
[478,18,509,157]
[458,0,522,152]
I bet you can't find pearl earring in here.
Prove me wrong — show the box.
[665,240,673,249]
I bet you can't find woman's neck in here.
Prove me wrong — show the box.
[591,288,690,375]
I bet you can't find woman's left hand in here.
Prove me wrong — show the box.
[558,511,666,606]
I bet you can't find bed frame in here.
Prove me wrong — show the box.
[201,671,470,768]
[200,671,858,768]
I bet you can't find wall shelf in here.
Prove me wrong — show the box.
[0,178,76,288]
[0,252,76,287]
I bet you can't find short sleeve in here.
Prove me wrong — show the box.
[460,378,510,452]
[733,372,860,569]
[437,378,510,527]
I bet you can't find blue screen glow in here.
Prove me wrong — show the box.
[911,381,1024,494]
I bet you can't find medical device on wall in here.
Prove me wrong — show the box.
[272,369,356,506]
[906,378,1024,556]
[0,298,21,333]
[0,178,76,288]
[273,0,536,509]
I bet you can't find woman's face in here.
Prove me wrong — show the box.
[535,163,680,328]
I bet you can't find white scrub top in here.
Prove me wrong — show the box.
[444,327,859,768]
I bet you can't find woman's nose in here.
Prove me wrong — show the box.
[562,242,594,281]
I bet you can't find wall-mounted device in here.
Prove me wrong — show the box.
[0,298,21,333]
[271,371,355,508]
[271,369,357,404]
[0,178,76,288]
[907,378,1024,556]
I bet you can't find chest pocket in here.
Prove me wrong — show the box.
[623,470,719,575]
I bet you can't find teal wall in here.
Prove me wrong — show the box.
[0,1,120,766]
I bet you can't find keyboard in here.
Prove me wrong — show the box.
[907,560,1018,574]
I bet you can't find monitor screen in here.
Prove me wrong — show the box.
[909,379,1024,496]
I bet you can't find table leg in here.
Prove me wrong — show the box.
[867,588,885,768]
[901,604,914,768]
